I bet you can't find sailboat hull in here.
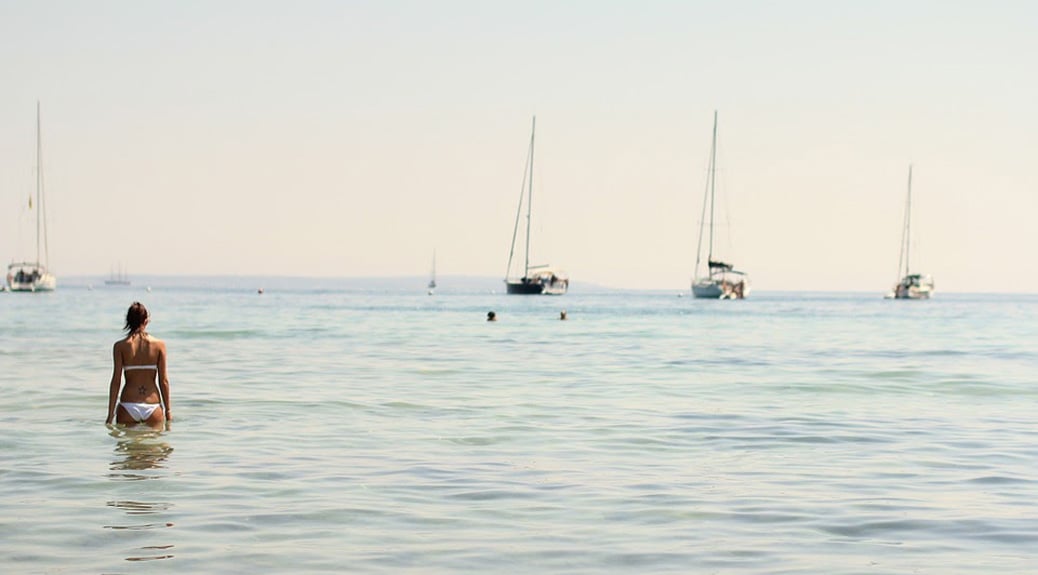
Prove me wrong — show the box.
[890,290,931,300]
[506,279,568,295]
[692,269,749,299]
[692,281,725,299]
[6,263,56,292]
[888,274,934,299]
[692,279,749,299]
[506,281,546,295]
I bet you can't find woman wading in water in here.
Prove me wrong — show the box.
[106,302,172,428]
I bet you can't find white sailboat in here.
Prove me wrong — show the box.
[427,250,437,295]
[885,165,934,299]
[691,111,748,299]
[504,116,568,295]
[6,102,57,293]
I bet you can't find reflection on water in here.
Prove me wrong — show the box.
[106,427,175,562]
[107,500,173,515]
[108,426,173,480]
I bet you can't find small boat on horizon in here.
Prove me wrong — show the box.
[6,102,56,293]
[104,264,131,286]
[427,250,437,295]
[504,116,569,296]
[885,165,934,300]
[691,111,748,299]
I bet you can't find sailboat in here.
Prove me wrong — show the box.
[885,165,934,299]
[6,102,57,293]
[691,111,748,299]
[427,250,437,295]
[105,263,131,286]
[504,116,568,295]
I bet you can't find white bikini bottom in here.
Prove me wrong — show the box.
[119,402,161,422]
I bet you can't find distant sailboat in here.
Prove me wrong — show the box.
[6,102,56,293]
[105,264,131,286]
[691,111,748,299]
[427,250,437,295]
[885,165,934,299]
[504,116,568,295]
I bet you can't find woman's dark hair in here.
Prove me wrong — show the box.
[124,302,149,334]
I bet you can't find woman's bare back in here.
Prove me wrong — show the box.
[116,333,166,404]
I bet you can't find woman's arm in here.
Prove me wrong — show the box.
[157,341,172,421]
[106,343,122,424]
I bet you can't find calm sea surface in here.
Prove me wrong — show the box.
[1,279,1036,574]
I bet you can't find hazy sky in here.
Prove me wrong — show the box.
[2,1,1035,292]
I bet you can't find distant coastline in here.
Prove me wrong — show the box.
[59,274,583,294]
[48,274,1029,296]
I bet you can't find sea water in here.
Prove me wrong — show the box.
[1,279,1036,574]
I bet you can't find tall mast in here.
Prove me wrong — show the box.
[523,115,539,276]
[707,110,718,262]
[693,111,719,278]
[505,121,532,281]
[904,165,913,277]
[896,165,912,280]
[524,116,535,278]
[36,101,47,267]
